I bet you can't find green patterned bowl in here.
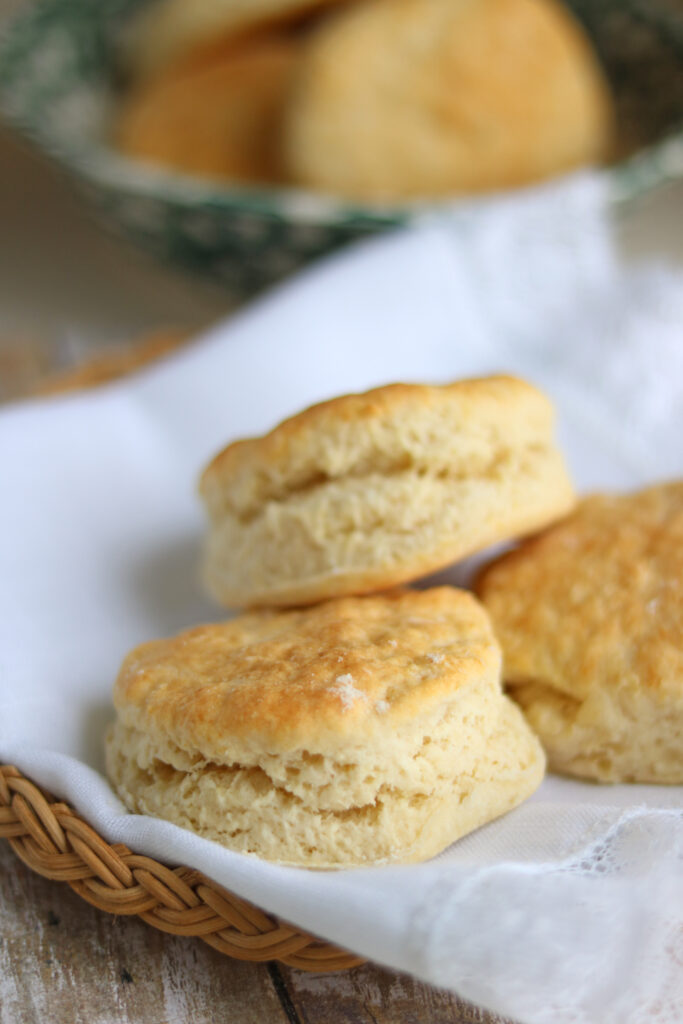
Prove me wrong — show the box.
[1,0,682,298]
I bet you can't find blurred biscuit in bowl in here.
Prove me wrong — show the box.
[123,0,351,81]
[285,0,614,199]
[115,34,299,184]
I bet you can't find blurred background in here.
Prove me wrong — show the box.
[0,0,681,399]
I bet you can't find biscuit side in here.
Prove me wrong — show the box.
[203,449,574,607]
[106,691,545,866]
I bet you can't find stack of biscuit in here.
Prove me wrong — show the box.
[114,0,614,199]
[108,376,580,867]
[107,377,683,866]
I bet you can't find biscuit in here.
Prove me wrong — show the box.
[115,36,298,184]
[199,376,575,608]
[106,588,545,867]
[477,482,683,784]
[123,0,347,81]
[285,0,613,200]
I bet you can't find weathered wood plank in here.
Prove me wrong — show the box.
[281,959,515,1024]
[0,838,516,1024]
[0,842,286,1024]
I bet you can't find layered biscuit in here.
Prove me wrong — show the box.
[106,588,545,866]
[199,376,575,608]
[478,482,683,784]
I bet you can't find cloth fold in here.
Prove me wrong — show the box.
[1,173,681,1024]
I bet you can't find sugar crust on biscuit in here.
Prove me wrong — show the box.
[284,0,613,199]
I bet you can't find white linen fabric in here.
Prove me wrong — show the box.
[1,174,681,1024]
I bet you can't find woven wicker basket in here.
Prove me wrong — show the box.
[0,764,365,971]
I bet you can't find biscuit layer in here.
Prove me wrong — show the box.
[199,377,575,608]
[478,483,683,783]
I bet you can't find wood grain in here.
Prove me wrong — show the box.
[280,963,512,1024]
[0,842,512,1024]
[0,841,285,1024]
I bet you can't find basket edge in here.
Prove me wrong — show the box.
[0,763,366,973]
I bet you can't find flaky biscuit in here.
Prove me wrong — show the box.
[123,0,347,81]
[478,482,683,784]
[199,376,575,608]
[115,36,297,184]
[106,588,545,866]
[285,0,613,200]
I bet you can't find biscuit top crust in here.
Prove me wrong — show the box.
[113,588,501,756]
[478,482,683,696]
[200,376,557,519]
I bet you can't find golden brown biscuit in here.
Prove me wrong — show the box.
[123,0,348,81]
[106,588,545,866]
[115,35,298,184]
[199,376,575,608]
[285,0,613,199]
[478,482,683,784]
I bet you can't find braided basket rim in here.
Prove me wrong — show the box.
[0,764,365,972]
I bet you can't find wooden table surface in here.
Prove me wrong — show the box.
[0,841,509,1024]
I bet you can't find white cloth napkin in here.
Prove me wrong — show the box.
[1,174,682,1024]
